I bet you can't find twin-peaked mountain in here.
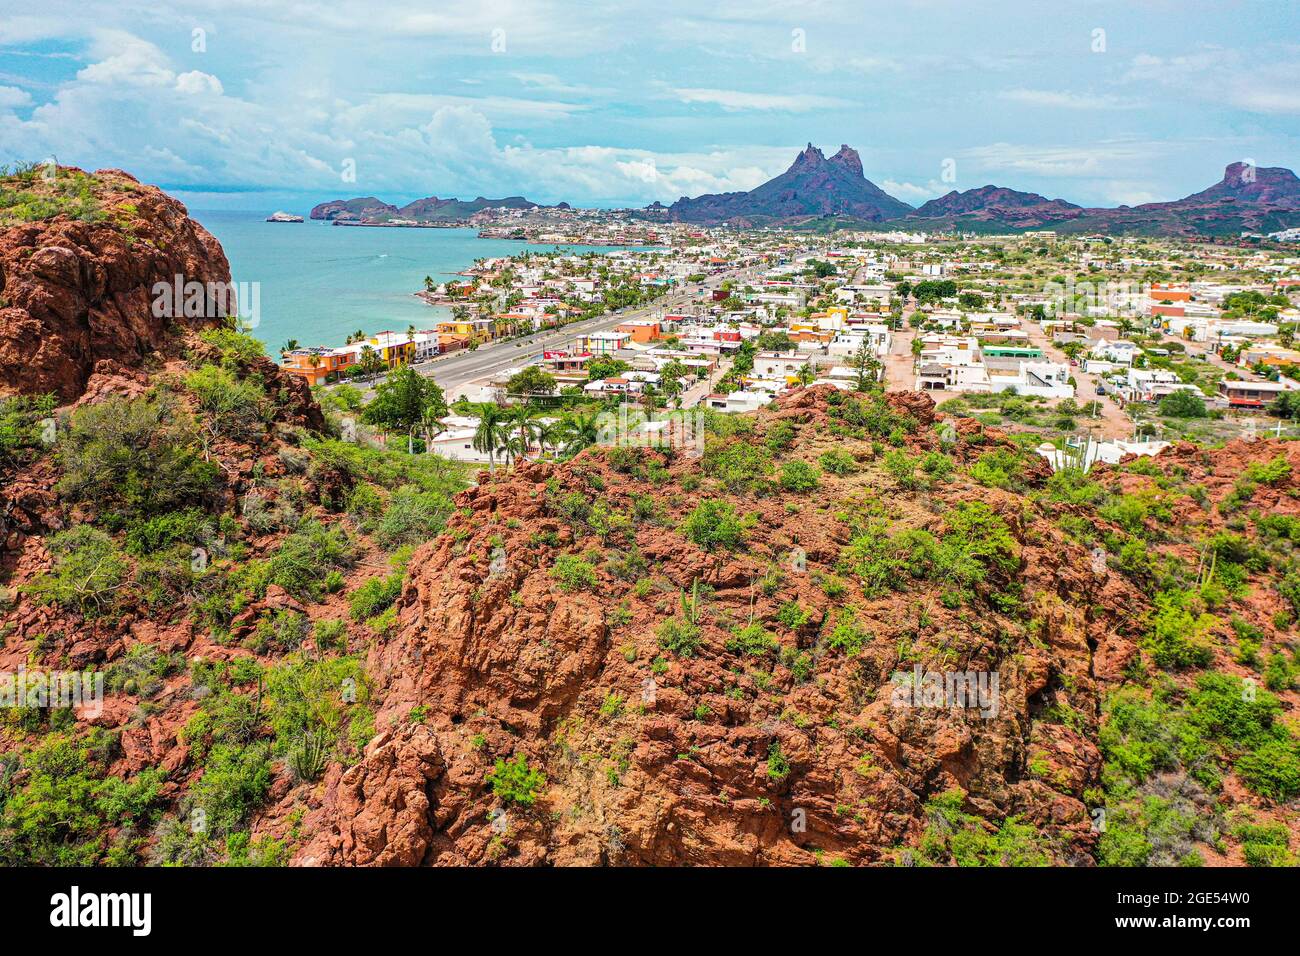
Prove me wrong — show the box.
[663,144,914,225]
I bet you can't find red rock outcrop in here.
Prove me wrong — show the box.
[0,167,232,401]
[295,389,1147,866]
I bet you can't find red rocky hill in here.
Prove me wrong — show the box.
[0,166,235,402]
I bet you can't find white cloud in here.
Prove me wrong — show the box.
[76,31,174,87]
[881,179,949,201]
[0,86,33,109]
[961,141,1160,178]
[1124,48,1300,115]
[999,88,1141,111]
[0,23,793,207]
[671,87,851,111]
[175,71,223,96]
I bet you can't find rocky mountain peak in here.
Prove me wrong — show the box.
[829,144,864,177]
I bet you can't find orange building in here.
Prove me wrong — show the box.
[615,320,661,344]
[1150,284,1191,302]
[281,345,359,386]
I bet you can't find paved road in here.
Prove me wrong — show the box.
[405,264,767,397]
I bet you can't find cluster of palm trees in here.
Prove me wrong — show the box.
[469,403,603,471]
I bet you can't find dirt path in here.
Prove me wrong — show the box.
[1019,320,1133,440]
[883,322,917,391]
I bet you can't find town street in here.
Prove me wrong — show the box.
[406,262,764,397]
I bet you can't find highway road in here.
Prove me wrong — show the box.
[404,262,768,396]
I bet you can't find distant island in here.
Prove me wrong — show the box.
[266,210,304,223]
[310,194,566,226]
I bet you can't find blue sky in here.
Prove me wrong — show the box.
[0,0,1297,212]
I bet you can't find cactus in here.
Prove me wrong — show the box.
[1058,431,1093,476]
[288,730,329,783]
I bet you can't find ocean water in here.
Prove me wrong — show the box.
[192,210,642,356]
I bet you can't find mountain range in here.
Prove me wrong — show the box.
[309,145,1300,237]
[654,144,1300,237]
[310,195,545,223]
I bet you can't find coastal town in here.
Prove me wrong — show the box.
[278,218,1300,469]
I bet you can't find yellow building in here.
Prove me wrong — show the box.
[366,332,417,367]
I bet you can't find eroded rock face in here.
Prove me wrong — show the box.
[301,726,445,867]
[294,389,1145,867]
[0,168,231,402]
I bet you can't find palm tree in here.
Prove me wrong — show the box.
[535,419,562,459]
[796,363,816,386]
[419,403,445,449]
[357,345,383,382]
[472,403,508,472]
[641,383,661,419]
[501,431,530,465]
[281,339,299,356]
[508,406,540,464]
[559,410,602,457]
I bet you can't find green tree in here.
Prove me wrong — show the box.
[1157,390,1207,419]
[506,365,557,398]
[363,366,447,453]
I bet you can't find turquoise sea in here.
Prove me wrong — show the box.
[193,210,643,356]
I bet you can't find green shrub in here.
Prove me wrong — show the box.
[766,741,790,780]
[198,327,267,367]
[840,503,1018,601]
[550,553,598,592]
[349,572,404,622]
[314,618,348,651]
[776,601,810,630]
[726,623,779,656]
[657,617,702,657]
[1242,455,1291,486]
[1145,590,1215,670]
[827,614,869,655]
[364,485,455,550]
[0,732,165,865]
[764,420,797,453]
[818,449,855,475]
[56,395,220,526]
[123,509,210,557]
[183,364,269,441]
[260,520,355,602]
[915,789,1049,866]
[486,754,545,806]
[701,440,773,493]
[1098,795,1215,867]
[0,393,56,469]
[24,526,130,616]
[187,743,273,836]
[680,500,747,551]
[778,459,820,492]
[969,448,1024,490]
[1158,390,1207,418]
[1234,820,1295,867]
[1235,741,1300,802]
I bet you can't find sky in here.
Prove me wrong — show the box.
[0,0,1297,212]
